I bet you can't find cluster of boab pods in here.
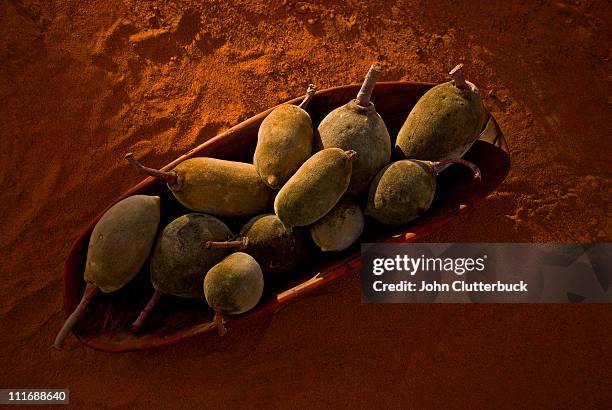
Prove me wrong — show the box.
[53,63,485,348]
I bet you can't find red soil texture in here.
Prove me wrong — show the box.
[1,0,611,408]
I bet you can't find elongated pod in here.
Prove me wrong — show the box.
[366,159,480,225]
[54,195,160,348]
[395,64,487,161]
[274,148,357,227]
[317,64,391,194]
[255,84,316,189]
[126,154,274,217]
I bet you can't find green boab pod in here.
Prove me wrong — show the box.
[125,154,274,217]
[206,214,305,278]
[274,148,357,227]
[254,84,316,189]
[310,198,365,252]
[204,252,264,335]
[317,64,391,195]
[130,213,233,332]
[395,64,487,161]
[366,158,481,225]
[53,195,161,349]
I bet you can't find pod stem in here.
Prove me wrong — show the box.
[449,64,469,90]
[125,153,177,185]
[53,283,99,350]
[356,63,382,107]
[345,150,358,161]
[205,237,249,250]
[433,158,481,181]
[214,309,227,336]
[298,84,316,109]
[130,290,162,333]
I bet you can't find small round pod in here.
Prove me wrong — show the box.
[206,214,305,278]
[53,195,161,349]
[310,198,364,252]
[366,159,481,225]
[274,148,357,228]
[317,64,391,195]
[125,154,274,217]
[204,252,264,335]
[254,85,316,189]
[395,64,487,162]
[130,213,233,332]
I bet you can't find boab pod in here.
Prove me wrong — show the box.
[206,214,305,279]
[125,153,275,217]
[131,213,232,332]
[254,84,316,189]
[274,148,357,228]
[366,158,481,225]
[395,64,487,162]
[310,198,365,252]
[204,252,264,336]
[53,195,161,349]
[317,63,391,195]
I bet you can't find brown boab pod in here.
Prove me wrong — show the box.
[366,158,481,225]
[310,198,365,252]
[131,213,232,332]
[125,153,274,217]
[204,252,264,336]
[274,148,357,227]
[53,195,161,349]
[254,84,316,189]
[317,63,391,195]
[395,64,487,161]
[206,213,306,278]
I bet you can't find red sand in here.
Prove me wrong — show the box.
[1,0,611,407]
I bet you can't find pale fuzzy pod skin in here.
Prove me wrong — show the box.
[150,214,232,298]
[395,81,486,161]
[239,214,305,276]
[274,148,353,227]
[366,160,436,225]
[254,104,314,189]
[204,252,264,315]
[310,198,364,252]
[317,100,391,195]
[170,158,275,217]
[84,195,161,293]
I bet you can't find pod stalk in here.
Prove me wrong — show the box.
[130,290,162,333]
[205,237,249,250]
[298,84,316,109]
[345,150,358,161]
[214,310,227,336]
[53,283,100,350]
[125,153,177,185]
[433,158,481,181]
[356,63,382,107]
[449,64,469,90]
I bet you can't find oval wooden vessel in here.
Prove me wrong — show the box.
[63,81,510,352]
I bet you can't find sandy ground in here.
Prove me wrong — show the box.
[1,0,611,408]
